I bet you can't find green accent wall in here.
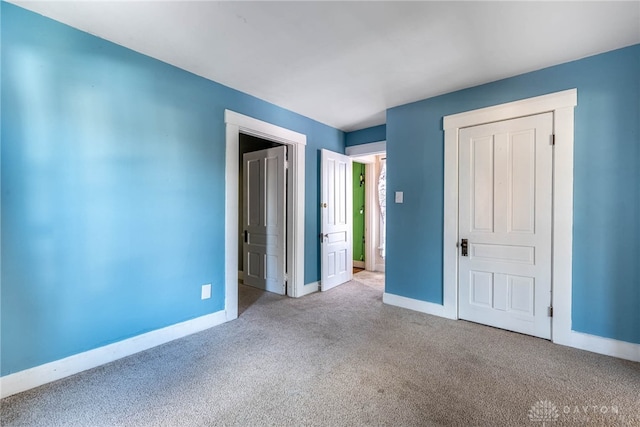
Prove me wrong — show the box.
[353,162,365,262]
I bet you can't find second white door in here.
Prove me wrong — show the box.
[458,113,553,339]
[321,149,353,291]
[243,146,286,295]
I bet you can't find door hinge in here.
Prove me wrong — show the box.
[548,306,553,317]
[551,134,556,146]
[285,160,289,170]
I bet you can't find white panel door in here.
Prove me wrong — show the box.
[321,149,353,291]
[458,113,553,339]
[243,146,286,295]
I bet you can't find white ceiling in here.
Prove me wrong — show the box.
[10,1,640,131]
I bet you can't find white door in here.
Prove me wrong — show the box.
[321,149,353,291]
[243,146,286,295]
[458,113,553,339]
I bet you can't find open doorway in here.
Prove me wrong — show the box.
[348,156,386,270]
[350,156,386,274]
[224,110,307,322]
[237,134,289,315]
[238,133,287,293]
[346,141,387,293]
[353,161,366,274]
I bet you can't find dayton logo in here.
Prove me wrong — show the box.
[528,400,560,425]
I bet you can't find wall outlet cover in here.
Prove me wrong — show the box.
[395,191,404,203]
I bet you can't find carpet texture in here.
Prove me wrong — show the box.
[2,272,639,426]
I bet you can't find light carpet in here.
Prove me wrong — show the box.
[2,272,639,426]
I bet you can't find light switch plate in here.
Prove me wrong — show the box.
[201,283,212,300]
[395,191,404,203]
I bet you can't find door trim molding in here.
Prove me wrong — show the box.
[442,89,577,345]
[225,110,306,319]
[345,140,386,157]
[346,143,387,273]
[364,164,377,272]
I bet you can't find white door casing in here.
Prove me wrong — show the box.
[243,146,287,295]
[388,91,636,361]
[458,113,553,339]
[321,149,353,291]
[348,155,389,273]
[225,110,306,321]
[345,141,386,273]
[364,162,377,272]
[442,89,576,346]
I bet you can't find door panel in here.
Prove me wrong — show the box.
[470,243,534,264]
[471,135,495,233]
[321,149,352,291]
[459,113,553,339]
[509,131,536,233]
[243,146,286,295]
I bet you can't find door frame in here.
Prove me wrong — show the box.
[346,141,386,272]
[364,160,377,272]
[442,89,577,345]
[225,110,306,321]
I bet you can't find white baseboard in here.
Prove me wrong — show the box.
[353,261,365,268]
[383,292,456,319]
[560,331,640,363]
[375,263,386,272]
[298,281,320,297]
[383,293,640,362]
[0,310,228,399]
[238,270,243,280]
[4,297,636,401]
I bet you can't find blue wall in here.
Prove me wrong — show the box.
[345,124,386,146]
[1,3,343,375]
[2,3,638,379]
[386,44,640,344]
